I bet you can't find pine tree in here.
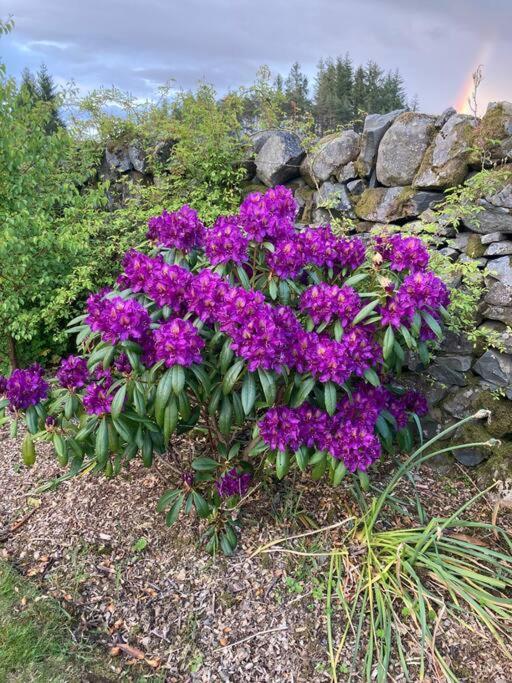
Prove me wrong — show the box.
[19,64,64,133]
[284,61,310,115]
[314,58,339,134]
[334,54,353,124]
[351,65,367,121]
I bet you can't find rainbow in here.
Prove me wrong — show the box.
[455,43,493,114]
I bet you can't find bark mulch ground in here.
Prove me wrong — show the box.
[1,426,511,682]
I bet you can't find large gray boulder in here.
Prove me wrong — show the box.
[487,256,512,285]
[414,114,477,189]
[355,186,442,223]
[301,131,360,187]
[255,131,305,186]
[462,168,512,233]
[355,109,405,177]
[470,101,512,163]
[473,350,512,387]
[376,112,437,186]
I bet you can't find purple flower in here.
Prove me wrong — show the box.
[216,468,252,498]
[114,353,132,375]
[118,250,159,292]
[380,271,449,329]
[86,294,151,345]
[266,237,306,279]
[259,406,302,453]
[0,375,7,395]
[147,205,205,252]
[182,470,195,487]
[239,186,296,242]
[185,269,230,323]
[327,419,382,472]
[374,234,429,272]
[144,261,191,310]
[56,355,89,391]
[83,383,114,415]
[336,237,366,271]
[299,284,361,326]
[6,364,49,410]
[204,215,249,265]
[45,415,56,429]
[154,318,205,367]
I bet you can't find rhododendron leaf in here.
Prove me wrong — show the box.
[171,365,185,395]
[219,340,234,374]
[333,461,347,486]
[218,396,233,436]
[400,325,414,350]
[383,326,395,360]
[311,453,327,480]
[231,392,244,426]
[133,384,146,416]
[192,491,211,518]
[343,272,367,288]
[67,313,87,327]
[142,432,153,467]
[208,385,223,415]
[165,494,184,527]
[95,419,109,463]
[76,327,91,347]
[9,419,18,439]
[111,385,127,419]
[154,369,174,425]
[352,299,380,325]
[278,281,290,304]
[236,266,251,289]
[102,346,115,370]
[295,446,309,472]
[189,365,211,395]
[309,450,326,465]
[291,377,316,408]
[220,532,235,556]
[25,405,39,434]
[276,450,290,480]
[422,311,443,339]
[163,399,179,444]
[22,433,36,468]
[112,415,134,443]
[324,382,337,416]
[364,369,380,387]
[334,321,343,341]
[269,279,278,300]
[358,470,370,491]
[241,372,256,415]
[225,524,237,549]
[222,359,245,395]
[257,369,276,405]
[418,342,430,365]
[191,456,218,471]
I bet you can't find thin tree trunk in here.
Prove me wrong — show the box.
[6,333,18,370]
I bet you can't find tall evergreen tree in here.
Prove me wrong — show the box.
[334,54,353,124]
[284,61,310,115]
[19,63,63,133]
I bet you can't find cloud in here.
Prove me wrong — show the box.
[2,0,511,110]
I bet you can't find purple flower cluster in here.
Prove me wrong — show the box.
[83,382,114,415]
[380,271,449,331]
[86,293,151,345]
[216,468,252,498]
[147,205,205,252]
[300,284,362,326]
[374,234,429,272]
[239,186,297,242]
[5,364,48,410]
[204,216,249,265]
[56,355,89,391]
[259,384,428,472]
[154,319,205,367]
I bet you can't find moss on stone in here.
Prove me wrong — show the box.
[354,188,384,218]
[470,390,512,438]
[466,233,485,258]
[241,181,268,196]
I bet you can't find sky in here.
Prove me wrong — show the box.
[1,0,511,114]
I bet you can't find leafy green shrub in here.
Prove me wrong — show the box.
[1,187,450,554]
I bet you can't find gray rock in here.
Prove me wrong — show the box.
[473,350,512,386]
[463,201,512,234]
[435,107,457,128]
[472,101,512,162]
[486,256,512,285]
[414,114,477,189]
[356,109,405,177]
[429,362,468,387]
[337,161,358,182]
[355,186,442,223]
[453,445,489,467]
[255,131,305,186]
[346,178,366,195]
[439,330,474,355]
[481,231,507,244]
[439,247,459,260]
[457,254,487,268]
[488,182,512,210]
[128,145,146,173]
[478,321,512,353]
[484,241,512,257]
[484,280,512,306]
[435,355,473,373]
[443,386,482,419]
[449,233,471,251]
[482,305,512,324]
[313,182,352,214]
[376,112,437,186]
[104,145,133,174]
[301,131,360,187]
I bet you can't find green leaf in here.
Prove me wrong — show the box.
[155,368,174,424]
[276,450,290,479]
[171,365,186,394]
[219,339,234,373]
[324,382,337,416]
[218,396,233,436]
[111,384,126,419]
[25,405,39,435]
[422,311,443,339]
[241,372,257,415]
[95,419,109,463]
[163,398,179,444]
[352,298,380,325]
[311,453,327,480]
[291,376,316,408]
[22,433,36,467]
[208,384,223,415]
[363,368,380,387]
[192,491,211,518]
[220,532,235,556]
[191,456,218,471]
[222,359,245,395]
[295,446,309,471]
[165,494,184,526]
[269,278,278,300]
[236,265,251,289]
[357,470,370,491]
[189,365,211,395]
[157,488,181,512]
[383,326,395,360]
[332,460,347,486]
[142,431,153,467]
[257,368,276,405]
[343,272,367,288]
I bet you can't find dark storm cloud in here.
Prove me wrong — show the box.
[3,0,511,110]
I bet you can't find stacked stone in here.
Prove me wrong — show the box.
[244,103,512,474]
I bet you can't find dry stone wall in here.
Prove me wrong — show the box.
[246,103,512,475]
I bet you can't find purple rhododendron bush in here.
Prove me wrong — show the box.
[0,186,449,554]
